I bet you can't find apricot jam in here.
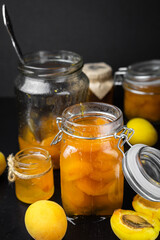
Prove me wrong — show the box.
[18,117,61,169]
[124,86,160,122]
[59,102,124,216]
[114,60,160,123]
[14,148,54,204]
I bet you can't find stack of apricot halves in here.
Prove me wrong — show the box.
[110,194,160,240]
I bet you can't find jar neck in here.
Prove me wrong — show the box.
[123,81,160,94]
[61,102,123,139]
[18,50,83,78]
[14,147,50,172]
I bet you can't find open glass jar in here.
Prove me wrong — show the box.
[52,102,127,216]
[52,102,160,217]
[15,50,89,169]
[114,60,160,122]
[7,147,54,204]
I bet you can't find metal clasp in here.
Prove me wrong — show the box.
[114,67,127,86]
[114,126,134,157]
[50,117,63,145]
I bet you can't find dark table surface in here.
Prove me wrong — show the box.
[0,88,160,240]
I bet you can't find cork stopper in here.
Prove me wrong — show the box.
[83,62,112,83]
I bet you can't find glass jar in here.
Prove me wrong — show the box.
[52,102,126,216]
[7,147,54,204]
[114,60,160,122]
[15,50,89,169]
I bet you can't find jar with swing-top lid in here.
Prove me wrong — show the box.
[52,102,126,216]
[52,102,160,217]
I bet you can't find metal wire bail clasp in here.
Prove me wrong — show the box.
[51,117,63,145]
[114,67,127,86]
[114,126,135,157]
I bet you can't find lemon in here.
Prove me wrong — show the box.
[25,200,67,240]
[127,118,158,146]
[0,152,6,175]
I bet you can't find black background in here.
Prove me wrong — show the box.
[0,0,160,96]
[0,1,160,239]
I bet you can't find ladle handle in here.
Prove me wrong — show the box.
[2,4,25,65]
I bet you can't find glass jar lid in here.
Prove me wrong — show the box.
[123,144,160,201]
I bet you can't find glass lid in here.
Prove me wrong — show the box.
[123,144,160,202]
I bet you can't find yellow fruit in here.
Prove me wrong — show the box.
[132,194,160,224]
[0,152,6,175]
[110,209,160,240]
[127,118,158,146]
[25,200,67,240]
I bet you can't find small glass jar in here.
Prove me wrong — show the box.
[52,102,125,216]
[7,147,54,204]
[15,50,89,169]
[114,60,160,122]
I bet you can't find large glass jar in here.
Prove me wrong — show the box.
[114,60,160,123]
[15,50,89,169]
[52,102,125,216]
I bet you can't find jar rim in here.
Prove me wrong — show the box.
[61,102,123,138]
[15,147,50,167]
[18,50,83,77]
[125,60,160,86]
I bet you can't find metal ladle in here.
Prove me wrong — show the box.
[2,4,43,141]
[2,4,25,65]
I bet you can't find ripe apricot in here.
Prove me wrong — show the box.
[0,152,6,176]
[41,136,61,169]
[127,118,158,146]
[132,194,160,224]
[60,148,92,181]
[25,200,67,240]
[75,177,113,196]
[110,209,159,240]
[61,180,92,215]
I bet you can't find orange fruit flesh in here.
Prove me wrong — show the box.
[15,155,54,204]
[18,117,61,169]
[132,194,160,225]
[124,89,160,122]
[110,209,160,240]
[60,116,124,216]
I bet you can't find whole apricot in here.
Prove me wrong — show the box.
[25,200,67,240]
[0,152,6,176]
[127,118,158,146]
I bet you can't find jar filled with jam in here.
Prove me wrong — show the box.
[114,60,160,123]
[7,147,54,204]
[52,102,128,216]
[15,50,89,169]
